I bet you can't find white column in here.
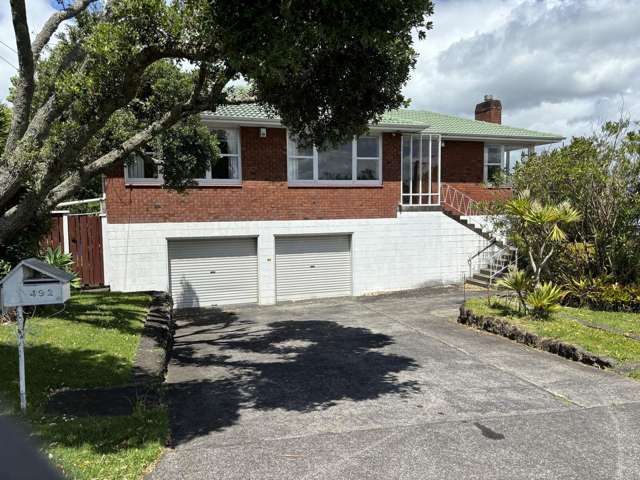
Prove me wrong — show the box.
[100,214,109,286]
[257,234,276,305]
[62,214,70,254]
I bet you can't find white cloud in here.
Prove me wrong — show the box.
[405,0,640,140]
[0,0,58,104]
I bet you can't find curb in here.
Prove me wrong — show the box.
[47,292,174,417]
[458,306,616,369]
[132,291,175,385]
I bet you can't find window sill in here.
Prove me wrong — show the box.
[124,180,242,187]
[288,181,382,188]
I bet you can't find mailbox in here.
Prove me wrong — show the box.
[0,258,75,308]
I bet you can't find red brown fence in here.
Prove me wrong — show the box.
[42,213,105,287]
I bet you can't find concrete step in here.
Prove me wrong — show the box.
[466,277,492,288]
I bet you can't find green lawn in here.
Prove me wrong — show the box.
[0,291,168,480]
[465,297,640,378]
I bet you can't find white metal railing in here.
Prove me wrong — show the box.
[467,241,518,286]
[441,183,480,216]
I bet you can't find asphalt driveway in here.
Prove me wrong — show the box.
[149,286,640,479]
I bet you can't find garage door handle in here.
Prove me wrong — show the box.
[309,265,315,268]
[210,270,216,274]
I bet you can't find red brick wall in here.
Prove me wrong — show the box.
[105,128,402,223]
[441,140,484,183]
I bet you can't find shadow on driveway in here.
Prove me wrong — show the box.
[166,307,419,446]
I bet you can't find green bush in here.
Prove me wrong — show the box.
[496,267,531,312]
[511,120,640,284]
[42,246,81,288]
[564,276,640,312]
[526,282,567,319]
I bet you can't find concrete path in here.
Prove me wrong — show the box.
[149,286,640,479]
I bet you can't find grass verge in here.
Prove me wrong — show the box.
[465,296,640,378]
[0,291,168,480]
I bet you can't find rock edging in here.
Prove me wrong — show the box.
[47,291,174,417]
[458,306,616,369]
[132,291,175,384]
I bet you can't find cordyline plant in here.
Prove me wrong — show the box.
[0,0,434,256]
[511,119,640,283]
[504,191,581,285]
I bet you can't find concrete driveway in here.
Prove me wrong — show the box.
[149,286,640,479]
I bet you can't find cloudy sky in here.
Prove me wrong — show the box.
[1,0,639,140]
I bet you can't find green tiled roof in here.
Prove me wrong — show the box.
[206,103,563,142]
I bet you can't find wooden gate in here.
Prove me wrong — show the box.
[42,214,105,287]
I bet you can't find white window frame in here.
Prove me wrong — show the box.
[286,131,382,186]
[201,128,242,186]
[124,154,163,186]
[400,134,441,206]
[483,144,504,183]
[124,128,242,186]
[483,143,534,183]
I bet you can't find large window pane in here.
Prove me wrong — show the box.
[402,136,412,199]
[357,137,378,157]
[288,157,314,181]
[288,136,313,157]
[127,155,159,179]
[487,165,502,183]
[214,129,239,155]
[487,145,501,165]
[211,156,240,180]
[318,142,352,180]
[431,137,439,195]
[357,159,379,180]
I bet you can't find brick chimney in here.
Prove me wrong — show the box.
[475,95,502,124]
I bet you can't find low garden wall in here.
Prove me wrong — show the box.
[458,306,616,369]
[133,291,175,384]
[47,291,175,416]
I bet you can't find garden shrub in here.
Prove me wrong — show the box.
[526,282,567,319]
[564,276,640,312]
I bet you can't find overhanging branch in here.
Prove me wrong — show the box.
[46,100,208,206]
[5,0,35,154]
[32,0,97,61]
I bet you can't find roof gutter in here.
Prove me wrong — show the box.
[439,133,565,145]
[201,114,429,133]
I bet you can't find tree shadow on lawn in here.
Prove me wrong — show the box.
[0,342,166,459]
[0,342,133,412]
[167,311,420,446]
[35,291,151,336]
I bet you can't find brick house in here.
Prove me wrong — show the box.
[102,96,562,308]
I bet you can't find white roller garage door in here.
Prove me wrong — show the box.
[168,237,258,308]
[275,235,352,302]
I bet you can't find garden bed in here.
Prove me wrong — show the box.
[0,291,169,480]
[461,297,640,379]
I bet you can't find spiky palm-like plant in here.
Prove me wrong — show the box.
[505,191,581,285]
[43,246,81,288]
[526,282,567,319]
[497,267,531,313]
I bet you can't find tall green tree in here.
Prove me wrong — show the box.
[503,191,581,285]
[0,0,434,251]
[512,120,640,282]
[0,104,10,150]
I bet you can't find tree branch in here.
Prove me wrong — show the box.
[5,0,35,154]
[47,101,207,206]
[32,0,97,61]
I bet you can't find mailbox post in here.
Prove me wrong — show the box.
[0,258,74,412]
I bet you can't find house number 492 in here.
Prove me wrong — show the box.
[29,288,53,297]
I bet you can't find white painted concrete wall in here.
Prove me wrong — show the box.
[462,214,506,242]
[104,212,488,304]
